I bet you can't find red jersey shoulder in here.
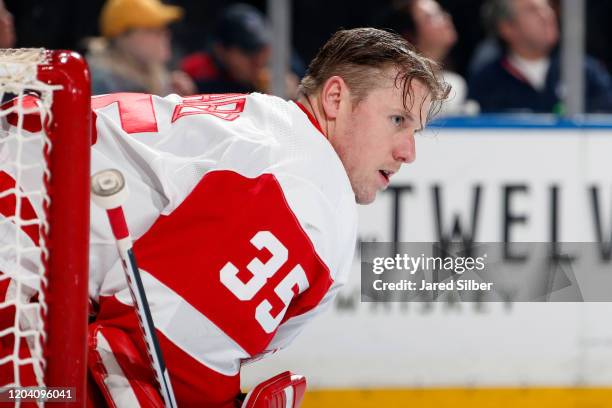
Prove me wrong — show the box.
[91,93,248,144]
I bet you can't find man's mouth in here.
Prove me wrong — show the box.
[378,169,394,184]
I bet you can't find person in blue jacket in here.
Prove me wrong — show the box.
[469,0,612,113]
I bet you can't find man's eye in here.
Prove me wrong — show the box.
[391,115,405,127]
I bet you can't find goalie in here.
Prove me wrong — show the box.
[1,27,448,407]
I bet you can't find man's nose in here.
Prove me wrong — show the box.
[393,133,416,164]
[536,5,554,21]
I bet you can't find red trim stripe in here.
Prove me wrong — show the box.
[294,101,326,138]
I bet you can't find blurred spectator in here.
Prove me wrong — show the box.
[468,0,612,113]
[86,0,195,96]
[467,37,501,78]
[180,3,269,94]
[0,0,15,48]
[180,3,299,98]
[377,0,477,115]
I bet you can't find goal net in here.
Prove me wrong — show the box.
[0,49,91,406]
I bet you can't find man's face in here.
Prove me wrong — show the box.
[219,45,271,85]
[122,27,172,65]
[331,73,432,204]
[412,0,457,54]
[504,0,558,55]
[0,1,15,49]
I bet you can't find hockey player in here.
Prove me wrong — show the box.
[2,28,449,406]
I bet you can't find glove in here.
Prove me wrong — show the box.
[241,371,307,408]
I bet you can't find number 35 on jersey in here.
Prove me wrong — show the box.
[221,231,309,333]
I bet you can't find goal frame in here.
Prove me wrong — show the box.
[38,50,90,406]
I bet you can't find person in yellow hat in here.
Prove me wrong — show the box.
[87,0,195,96]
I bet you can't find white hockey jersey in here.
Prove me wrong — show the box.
[86,92,358,406]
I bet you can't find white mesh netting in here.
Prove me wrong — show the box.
[0,48,58,402]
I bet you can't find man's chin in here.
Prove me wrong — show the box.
[355,191,377,205]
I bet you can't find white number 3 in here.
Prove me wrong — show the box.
[220,231,310,333]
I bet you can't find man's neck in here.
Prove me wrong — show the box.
[510,46,548,61]
[507,52,550,91]
[296,94,329,139]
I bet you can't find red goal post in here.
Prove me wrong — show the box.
[0,49,90,406]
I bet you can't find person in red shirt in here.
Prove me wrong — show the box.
[180,4,272,95]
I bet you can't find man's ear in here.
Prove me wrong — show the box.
[498,20,515,43]
[320,75,348,120]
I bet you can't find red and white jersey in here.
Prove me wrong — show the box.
[87,93,357,406]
